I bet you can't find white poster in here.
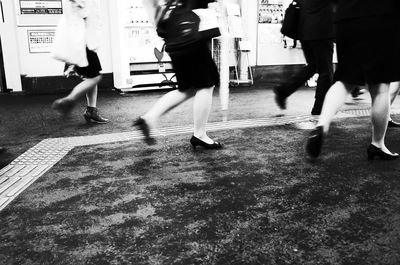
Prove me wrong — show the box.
[27,30,55,53]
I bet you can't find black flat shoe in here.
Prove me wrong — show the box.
[133,117,156,145]
[388,119,400,128]
[367,144,399,161]
[306,126,324,158]
[190,136,223,150]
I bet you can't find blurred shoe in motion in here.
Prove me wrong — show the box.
[273,86,287,110]
[133,117,156,145]
[52,98,75,116]
[306,126,324,158]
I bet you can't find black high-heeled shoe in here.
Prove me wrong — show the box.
[190,136,223,150]
[133,117,156,145]
[367,144,399,161]
[306,126,324,158]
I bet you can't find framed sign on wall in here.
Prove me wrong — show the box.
[27,30,55,53]
[19,0,63,15]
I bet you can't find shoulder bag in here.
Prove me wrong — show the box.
[154,0,221,52]
[280,1,300,40]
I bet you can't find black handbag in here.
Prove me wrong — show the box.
[159,5,201,51]
[155,0,220,52]
[280,1,300,40]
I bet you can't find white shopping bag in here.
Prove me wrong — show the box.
[192,8,221,39]
[51,13,88,67]
[193,8,220,32]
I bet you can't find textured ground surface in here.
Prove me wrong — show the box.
[1,116,400,265]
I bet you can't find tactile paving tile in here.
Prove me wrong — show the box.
[0,108,399,211]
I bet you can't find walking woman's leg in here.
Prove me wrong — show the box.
[141,89,194,129]
[316,81,350,133]
[52,76,102,115]
[388,81,400,127]
[134,88,194,144]
[84,81,109,123]
[193,86,214,143]
[306,81,350,158]
[68,76,102,102]
[86,83,98,107]
[369,83,391,152]
[389,81,400,105]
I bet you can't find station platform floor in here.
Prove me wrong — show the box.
[1,83,400,264]
[1,83,390,164]
[1,84,400,206]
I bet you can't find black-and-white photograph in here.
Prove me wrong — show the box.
[1,0,400,264]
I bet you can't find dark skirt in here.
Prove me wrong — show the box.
[75,48,102,79]
[334,15,400,85]
[169,42,220,91]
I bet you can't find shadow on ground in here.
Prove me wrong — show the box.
[1,117,400,265]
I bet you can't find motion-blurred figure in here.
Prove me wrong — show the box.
[134,0,222,150]
[274,0,335,115]
[306,0,400,160]
[52,0,108,124]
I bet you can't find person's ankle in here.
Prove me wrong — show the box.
[86,106,97,111]
[141,115,157,129]
[316,124,328,134]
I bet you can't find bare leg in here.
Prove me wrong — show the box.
[86,84,98,107]
[65,76,102,102]
[193,86,215,143]
[369,83,391,153]
[388,81,400,125]
[389,81,400,105]
[316,81,350,134]
[142,88,195,129]
[52,75,102,116]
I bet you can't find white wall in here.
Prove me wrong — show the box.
[15,0,113,77]
[239,0,258,66]
[0,0,22,91]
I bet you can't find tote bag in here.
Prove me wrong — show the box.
[280,1,300,40]
[192,8,221,40]
[51,13,88,67]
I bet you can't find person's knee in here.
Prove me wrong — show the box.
[94,74,102,83]
[369,83,390,96]
[86,74,102,85]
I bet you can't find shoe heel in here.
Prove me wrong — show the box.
[190,139,197,150]
[367,144,399,161]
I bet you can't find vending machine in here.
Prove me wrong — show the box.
[109,0,176,92]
